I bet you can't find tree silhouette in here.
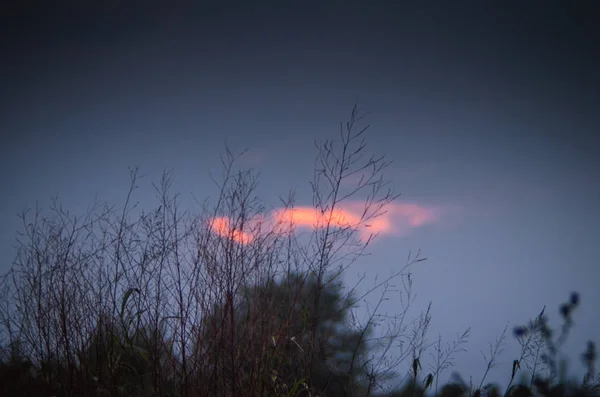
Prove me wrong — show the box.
[195,270,373,396]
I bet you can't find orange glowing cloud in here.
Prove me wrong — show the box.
[273,207,361,229]
[209,202,445,245]
[210,217,254,244]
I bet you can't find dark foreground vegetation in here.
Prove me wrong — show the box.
[0,107,598,396]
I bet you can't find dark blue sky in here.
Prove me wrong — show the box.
[2,0,599,390]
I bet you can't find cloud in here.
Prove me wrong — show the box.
[209,201,444,245]
[273,207,361,229]
[390,203,440,227]
[209,217,254,244]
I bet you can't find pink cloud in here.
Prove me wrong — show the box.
[210,217,254,244]
[209,201,445,245]
[390,203,440,227]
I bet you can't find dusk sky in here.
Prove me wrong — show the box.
[2,1,599,390]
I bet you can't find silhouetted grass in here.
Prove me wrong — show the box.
[381,293,599,397]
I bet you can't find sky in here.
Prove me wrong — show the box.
[2,0,599,391]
